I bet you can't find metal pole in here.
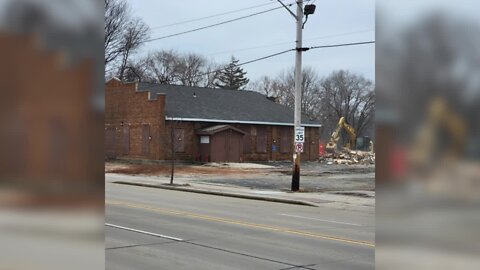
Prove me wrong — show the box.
[291,0,303,191]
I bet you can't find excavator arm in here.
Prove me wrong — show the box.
[343,121,357,150]
[326,117,357,152]
[409,97,467,168]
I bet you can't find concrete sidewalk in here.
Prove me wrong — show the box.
[106,173,375,211]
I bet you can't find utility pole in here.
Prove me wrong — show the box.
[277,0,315,191]
[291,0,304,191]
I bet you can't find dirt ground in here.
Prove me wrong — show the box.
[105,161,375,193]
[105,162,282,176]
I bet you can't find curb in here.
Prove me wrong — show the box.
[113,181,318,207]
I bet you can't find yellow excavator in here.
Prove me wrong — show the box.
[408,97,467,168]
[326,117,357,153]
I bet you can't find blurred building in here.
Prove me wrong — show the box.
[0,33,103,203]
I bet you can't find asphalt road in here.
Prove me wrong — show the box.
[106,181,374,270]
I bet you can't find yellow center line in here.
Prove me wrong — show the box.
[106,199,375,248]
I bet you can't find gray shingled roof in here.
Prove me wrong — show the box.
[137,82,321,127]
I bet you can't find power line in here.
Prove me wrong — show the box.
[144,4,294,43]
[305,29,374,42]
[206,29,374,56]
[236,49,294,66]
[201,41,375,78]
[182,49,295,80]
[212,41,375,71]
[150,1,278,30]
[308,41,375,50]
[139,41,374,81]
[137,41,375,82]
[144,40,373,72]
[207,41,293,56]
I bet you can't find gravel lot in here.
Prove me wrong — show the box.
[105,161,374,193]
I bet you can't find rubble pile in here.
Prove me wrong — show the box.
[319,149,375,165]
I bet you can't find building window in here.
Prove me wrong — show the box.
[49,118,67,173]
[280,127,292,153]
[123,125,130,155]
[200,135,210,144]
[174,128,185,152]
[256,126,267,153]
[243,134,251,153]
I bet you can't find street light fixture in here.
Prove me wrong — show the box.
[304,4,316,15]
[302,4,316,28]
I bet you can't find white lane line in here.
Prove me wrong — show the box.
[105,223,183,241]
[279,214,362,226]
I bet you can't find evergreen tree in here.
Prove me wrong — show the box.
[214,57,250,90]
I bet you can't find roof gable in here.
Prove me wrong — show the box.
[197,125,246,135]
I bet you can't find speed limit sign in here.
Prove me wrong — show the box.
[295,127,305,143]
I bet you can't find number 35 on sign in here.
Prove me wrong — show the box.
[295,127,305,143]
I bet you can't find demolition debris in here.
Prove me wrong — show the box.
[320,149,375,165]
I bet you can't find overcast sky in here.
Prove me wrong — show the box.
[129,0,375,83]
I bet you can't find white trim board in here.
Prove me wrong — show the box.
[165,117,322,127]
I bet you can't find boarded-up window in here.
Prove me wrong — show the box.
[49,118,67,173]
[280,127,292,153]
[142,124,150,156]
[123,125,130,155]
[243,127,252,153]
[105,127,116,159]
[9,117,26,171]
[256,126,267,153]
[174,129,185,152]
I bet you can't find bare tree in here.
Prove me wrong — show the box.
[122,58,151,82]
[250,68,375,142]
[160,120,182,185]
[144,50,182,84]
[169,122,176,185]
[177,53,207,86]
[251,67,321,119]
[319,70,375,140]
[128,50,220,87]
[248,76,280,98]
[199,61,221,88]
[379,13,480,142]
[117,18,149,80]
[104,0,149,76]
[299,67,322,119]
[105,0,127,66]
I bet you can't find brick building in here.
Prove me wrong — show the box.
[0,34,103,199]
[105,79,322,162]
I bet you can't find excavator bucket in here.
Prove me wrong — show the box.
[325,116,357,154]
[325,142,336,153]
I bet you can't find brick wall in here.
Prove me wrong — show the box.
[239,125,319,162]
[105,80,165,160]
[0,34,103,186]
[161,121,320,162]
[164,121,197,161]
